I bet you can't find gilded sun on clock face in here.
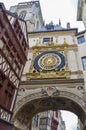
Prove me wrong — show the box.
[38,53,61,70]
[34,51,65,71]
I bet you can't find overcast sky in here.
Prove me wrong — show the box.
[1,0,82,129]
[61,111,78,130]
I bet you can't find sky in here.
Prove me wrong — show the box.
[1,0,82,129]
[61,110,78,130]
[1,0,85,32]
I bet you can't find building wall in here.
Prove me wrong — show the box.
[77,119,83,130]
[0,3,28,130]
[32,111,65,130]
[57,111,66,130]
[77,0,86,29]
[76,31,86,89]
[9,1,44,32]
[23,30,86,90]
[22,29,84,83]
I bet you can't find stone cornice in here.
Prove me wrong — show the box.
[20,78,84,85]
[28,28,78,35]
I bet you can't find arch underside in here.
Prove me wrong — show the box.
[15,96,85,119]
[12,79,86,129]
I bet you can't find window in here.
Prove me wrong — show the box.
[40,118,47,125]
[43,37,53,43]
[77,36,85,44]
[55,111,58,117]
[19,11,27,19]
[82,57,86,70]
[33,115,38,127]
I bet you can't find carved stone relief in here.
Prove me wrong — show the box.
[41,86,59,96]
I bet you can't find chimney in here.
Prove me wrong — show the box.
[67,22,70,28]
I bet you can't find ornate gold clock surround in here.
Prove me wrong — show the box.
[26,39,71,80]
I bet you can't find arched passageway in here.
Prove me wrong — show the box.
[12,88,86,130]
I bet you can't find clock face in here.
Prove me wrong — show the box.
[34,51,65,71]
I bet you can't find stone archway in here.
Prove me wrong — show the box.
[12,85,86,130]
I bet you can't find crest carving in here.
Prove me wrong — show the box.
[41,86,59,96]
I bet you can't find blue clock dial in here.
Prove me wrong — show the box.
[34,51,65,71]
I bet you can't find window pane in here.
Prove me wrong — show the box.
[82,57,86,70]
[77,36,85,44]
[43,37,53,43]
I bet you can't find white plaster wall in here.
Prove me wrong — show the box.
[29,38,40,47]
[28,35,74,47]
[78,43,86,58]
[58,35,74,45]
[67,51,78,71]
